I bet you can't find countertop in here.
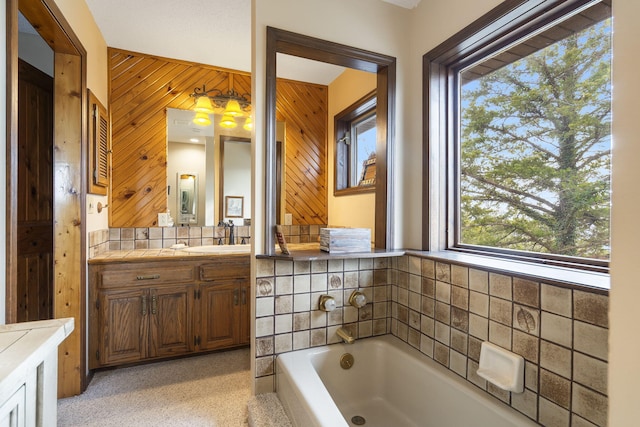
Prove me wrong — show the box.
[88,246,251,264]
[89,243,406,264]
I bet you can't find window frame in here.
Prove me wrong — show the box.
[334,90,377,196]
[422,0,611,273]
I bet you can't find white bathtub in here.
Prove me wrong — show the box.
[276,334,537,427]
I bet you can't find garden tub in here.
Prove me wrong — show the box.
[276,334,536,427]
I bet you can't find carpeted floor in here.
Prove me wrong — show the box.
[58,348,252,427]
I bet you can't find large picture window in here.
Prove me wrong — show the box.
[424,0,611,272]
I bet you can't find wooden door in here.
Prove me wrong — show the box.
[99,289,148,366]
[16,59,54,322]
[149,285,194,358]
[198,282,237,350]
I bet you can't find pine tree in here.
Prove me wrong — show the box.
[460,19,611,259]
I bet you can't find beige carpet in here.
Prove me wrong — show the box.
[58,348,251,427]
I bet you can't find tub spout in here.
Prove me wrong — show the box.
[336,327,355,344]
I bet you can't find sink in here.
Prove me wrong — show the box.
[179,244,251,254]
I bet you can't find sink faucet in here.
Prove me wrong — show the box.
[336,327,355,344]
[217,220,235,245]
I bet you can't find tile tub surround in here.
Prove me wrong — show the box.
[254,253,608,427]
[390,255,609,427]
[254,256,392,393]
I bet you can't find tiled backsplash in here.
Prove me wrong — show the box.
[276,224,326,244]
[88,226,251,258]
[253,253,608,427]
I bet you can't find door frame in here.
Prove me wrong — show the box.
[6,0,88,395]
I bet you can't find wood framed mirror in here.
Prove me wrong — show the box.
[264,27,396,254]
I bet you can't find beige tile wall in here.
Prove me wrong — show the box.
[390,255,609,427]
[253,252,608,426]
[254,256,391,392]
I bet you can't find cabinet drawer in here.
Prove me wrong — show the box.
[99,265,195,288]
[199,258,249,281]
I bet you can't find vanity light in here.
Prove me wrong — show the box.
[219,113,237,129]
[193,112,212,126]
[223,99,244,117]
[189,84,251,128]
[193,95,215,115]
[243,116,253,131]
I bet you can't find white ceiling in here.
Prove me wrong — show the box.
[83,0,419,85]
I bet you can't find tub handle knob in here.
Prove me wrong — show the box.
[349,291,367,308]
[319,295,336,312]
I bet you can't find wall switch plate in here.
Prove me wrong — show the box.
[88,197,95,215]
[158,213,169,227]
[284,213,293,225]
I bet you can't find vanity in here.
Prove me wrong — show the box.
[88,250,250,369]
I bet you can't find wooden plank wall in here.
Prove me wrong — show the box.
[109,48,328,227]
[276,79,328,225]
[109,48,251,227]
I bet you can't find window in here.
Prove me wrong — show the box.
[335,91,377,195]
[424,0,611,272]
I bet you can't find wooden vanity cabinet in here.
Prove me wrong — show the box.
[198,258,251,350]
[89,255,249,369]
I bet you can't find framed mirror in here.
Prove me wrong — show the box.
[167,108,255,226]
[177,173,197,224]
[220,136,251,224]
[264,27,396,254]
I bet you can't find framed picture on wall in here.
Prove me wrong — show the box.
[225,196,244,218]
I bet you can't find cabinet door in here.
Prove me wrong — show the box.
[149,285,194,358]
[99,289,148,366]
[0,384,26,427]
[198,282,237,351]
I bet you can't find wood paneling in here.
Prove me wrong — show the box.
[109,49,251,227]
[276,79,328,225]
[53,52,86,398]
[109,48,328,227]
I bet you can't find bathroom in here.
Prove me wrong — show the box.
[3,0,638,425]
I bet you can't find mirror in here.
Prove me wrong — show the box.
[220,136,251,223]
[177,173,197,224]
[167,108,265,226]
[265,27,396,253]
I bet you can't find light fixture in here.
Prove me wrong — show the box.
[190,84,251,128]
[219,113,237,129]
[243,116,253,131]
[192,112,211,126]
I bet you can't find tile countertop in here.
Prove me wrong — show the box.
[89,243,406,263]
[88,246,252,264]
